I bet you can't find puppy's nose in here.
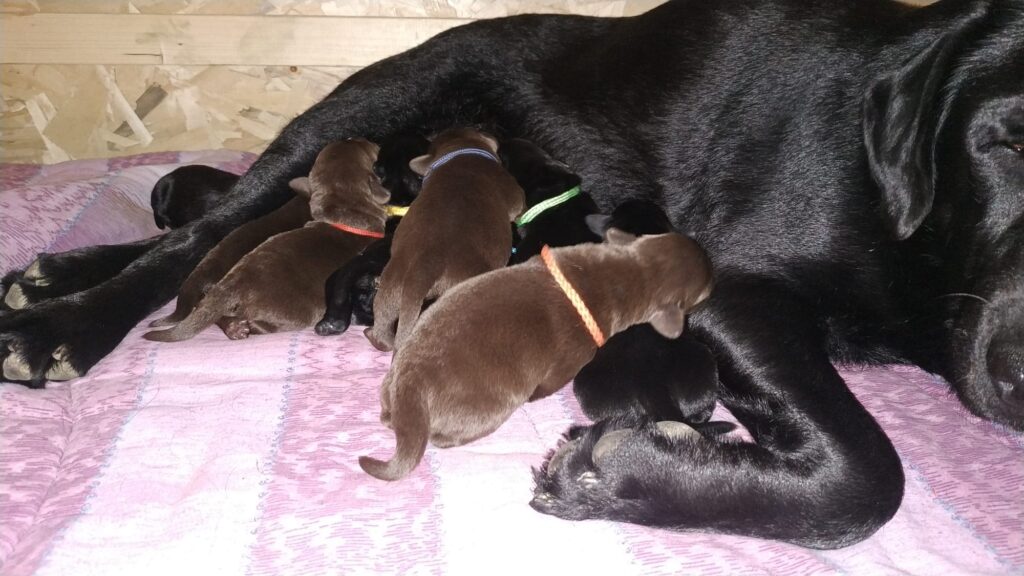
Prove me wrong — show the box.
[987,330,1024,408]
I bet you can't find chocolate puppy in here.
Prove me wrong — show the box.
[499,138,600,264]
[365,127,524,351]
[144,139,388,341]
[315,132,429,336]
[148,196,310,328]
[359,230,713,481]
[151,165,239,229]
[573,199,720,424]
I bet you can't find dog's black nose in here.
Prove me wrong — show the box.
[987,330,1024,408]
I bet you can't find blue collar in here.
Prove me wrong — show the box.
[422,148,499,181]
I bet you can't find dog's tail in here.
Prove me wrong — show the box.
[359,384,430,481]
[143,292,224,342]
[148,302,191,327]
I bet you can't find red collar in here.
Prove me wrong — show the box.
[329,222,385,239]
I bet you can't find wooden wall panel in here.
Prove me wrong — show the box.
[0,0,934,164]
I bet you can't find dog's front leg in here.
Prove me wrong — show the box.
[532,278,905,549]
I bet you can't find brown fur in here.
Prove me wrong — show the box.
[364,127,524,351]
[144,139,389,342]
[147,197,311,328]
[359,231,713,481]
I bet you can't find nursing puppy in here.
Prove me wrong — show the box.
[144,139,388,341]
[365,127,524,351]
[573,200,720,424]
[500,138,601,264]
[315,132,429,336]
[151,165,239,229]
[148,196,311,328]
[359,230,713,481]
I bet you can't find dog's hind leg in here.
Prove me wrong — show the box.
[532,279,905,549]
[2,237,160,311]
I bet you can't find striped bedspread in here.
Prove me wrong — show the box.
[1,152,1021,575]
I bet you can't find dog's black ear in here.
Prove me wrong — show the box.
[862,15,979,240]
[649,305,685,339]
[289,177,313,199]
[409,155,431,176]
[585,214,612,236]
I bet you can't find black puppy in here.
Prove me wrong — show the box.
[315,132,429,336]
[150,165,239,229]
[499,138,600,264]
[572,200,719,424]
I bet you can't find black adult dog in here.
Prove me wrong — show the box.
[1,0,1022,549]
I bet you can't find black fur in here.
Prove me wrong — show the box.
[315,133,428,335]
[2,0,1023,549]
[498,138,600,263]
[150,165,239,229]
[573,200,719,424]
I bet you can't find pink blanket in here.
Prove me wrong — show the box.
[1,152,1021,575]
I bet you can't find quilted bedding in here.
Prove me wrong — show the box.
[0,151,1022,576]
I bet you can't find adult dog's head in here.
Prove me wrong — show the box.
[864,0,1024,428]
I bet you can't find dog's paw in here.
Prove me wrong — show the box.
[0,288,142,386]
[531,418,724,521]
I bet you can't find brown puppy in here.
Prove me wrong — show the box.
[148,196,311,329]
[359,230,713,481]
[365,127,524,351]
[144,139,388,342]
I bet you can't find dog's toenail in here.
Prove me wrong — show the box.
[3,354,32,380]
[23,261,42,280]
[592,429,632,466]
[655,420,700,441]
[4,285,28,309]
[45,359,80,381]
[577,471,599,487]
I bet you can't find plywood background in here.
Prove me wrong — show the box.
[1,0,933,164]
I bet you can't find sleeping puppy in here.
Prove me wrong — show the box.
[144,139,388,341]
[499,138,601,264]
[148,196,311,328]
[573,200,720,424]
[359,230,713,481]
[150,165,239,229]
[365,127,524,351]
[315,132,429,336]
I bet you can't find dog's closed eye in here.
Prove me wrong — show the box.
[1009,142,1024,154]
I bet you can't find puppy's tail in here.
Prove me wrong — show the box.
[359,385,430,481]
[148,304,189,328]
[143,294,223,342]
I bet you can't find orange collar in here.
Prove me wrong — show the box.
[540,245,605,347]
[329,222,385,239]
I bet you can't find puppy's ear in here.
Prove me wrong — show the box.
[478,132,500,154]
[649,305,685,339]
[604,227,636,245]
[585,214,612,236]
[409,155,432,176]
[862,12,981,240]
[369,176,391,204]
[289,177,313,199]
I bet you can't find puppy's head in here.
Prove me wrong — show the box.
[408,127,500,176]
[498,138,581,207]
[604,228,713,340]
[289,139,389,229]
[585,199,674,238]
[374,132,429,207]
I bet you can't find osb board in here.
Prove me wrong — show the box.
[0,0,935,164]
[1,64,353,164]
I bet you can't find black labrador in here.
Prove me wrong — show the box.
[2,0,1023,550]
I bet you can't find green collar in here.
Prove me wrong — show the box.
[515,186,582,227]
